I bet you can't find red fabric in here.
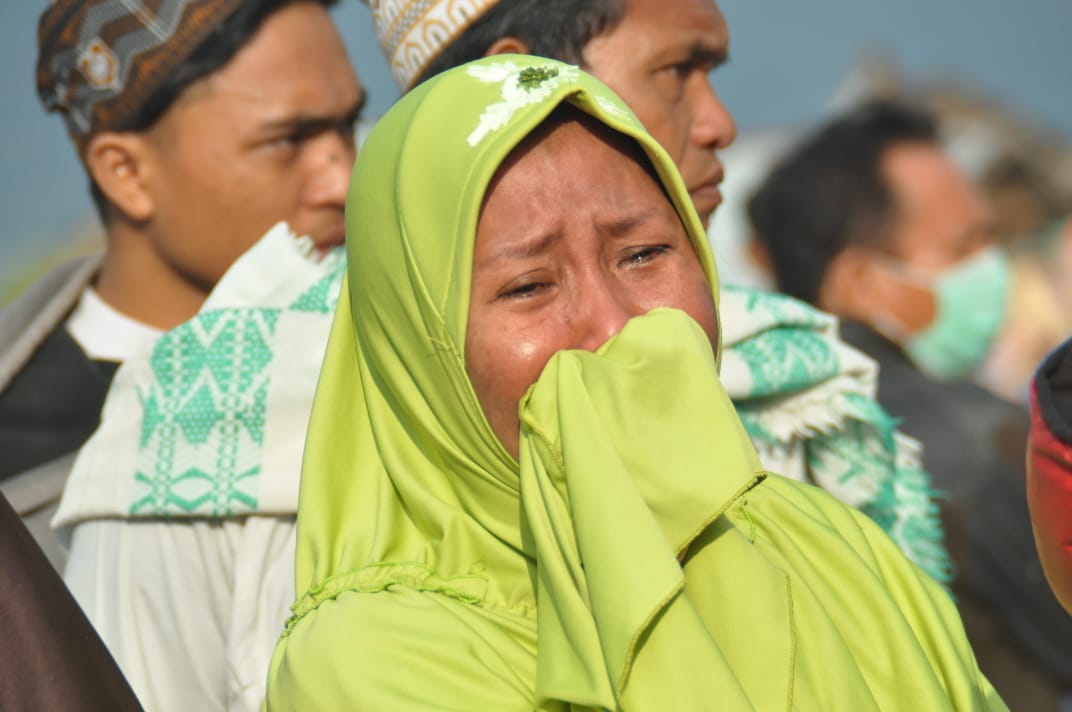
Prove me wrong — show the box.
[1027,383,1072,614]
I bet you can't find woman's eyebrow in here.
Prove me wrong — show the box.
[481,208,666,264]
[596,207,661,238]
[487,229,564,263]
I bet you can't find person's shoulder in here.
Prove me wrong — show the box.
[1035,337,1072,441]
[1028,341,1072,614]
[751,472,869,527]
[0,452,74,517]
[747,472,929,574]
[719,286,873,402]
[734,473,1008,710]
[268,584,535,711]
[0,254,101,393]
[845,322,1028,447]
[0,453,75,570]
[719,286,835,345]
[933,375,1029,463]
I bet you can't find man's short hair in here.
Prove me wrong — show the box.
[747,100,938,304]
[416,0,624,87]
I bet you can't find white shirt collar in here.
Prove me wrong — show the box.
[66,287,163,362]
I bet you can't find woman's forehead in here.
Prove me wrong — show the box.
[489,106,660,192]
[474,119,684,259]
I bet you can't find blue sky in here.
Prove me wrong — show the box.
[3,0,1070,293]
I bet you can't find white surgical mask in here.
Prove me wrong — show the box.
[873,247,1011,380]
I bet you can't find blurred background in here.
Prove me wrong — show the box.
[3,0,1071,301]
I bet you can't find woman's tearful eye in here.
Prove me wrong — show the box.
[620,245,670,268]
[497,278,550,302]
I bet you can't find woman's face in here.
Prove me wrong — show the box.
[465,117,719,458]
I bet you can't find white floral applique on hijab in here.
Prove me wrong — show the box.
[466,60,582,147]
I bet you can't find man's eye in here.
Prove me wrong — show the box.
[672,61,693,79]
[620,245,669,268]
[267,133,300,150]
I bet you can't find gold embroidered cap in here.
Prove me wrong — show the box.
[37,0,245,147]
[363,0,501,90]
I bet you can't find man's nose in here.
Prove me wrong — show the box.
[691,76,737,151]
[305,133,355,208]
[574,278,635,352]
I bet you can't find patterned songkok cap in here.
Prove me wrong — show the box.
[363,0,502,90]
[37,0,245,146]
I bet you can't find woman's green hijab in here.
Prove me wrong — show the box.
[267,57,1004,711]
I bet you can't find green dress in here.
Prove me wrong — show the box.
[266,57,1004,711]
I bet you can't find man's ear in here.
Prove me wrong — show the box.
[83,131,156,222]
[485,36,531,57]
[818,246,882,319]
[746,236,774,278]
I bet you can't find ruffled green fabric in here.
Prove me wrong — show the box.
[266,56,1003,711]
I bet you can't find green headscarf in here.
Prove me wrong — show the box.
[267,57,1003,711]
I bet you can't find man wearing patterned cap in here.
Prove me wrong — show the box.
[0,0,363,559]
[361,1,1070,707]
[369,0,733,226]
[0,0,363,708]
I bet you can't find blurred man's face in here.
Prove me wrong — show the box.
[144,2,364,294]
[582,0,737,226]
[867,141,994,333]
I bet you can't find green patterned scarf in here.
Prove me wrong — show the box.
[54,223,344,526]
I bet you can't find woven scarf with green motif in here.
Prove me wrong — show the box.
[54,223,344,526]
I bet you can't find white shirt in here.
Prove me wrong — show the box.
[66,287,162,362]
[65,516,296,712]
[63,284,297,710]
[61,227,325,711]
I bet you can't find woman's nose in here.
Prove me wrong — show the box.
[575,279,634,352]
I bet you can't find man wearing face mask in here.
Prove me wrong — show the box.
[750,100,1072,708]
